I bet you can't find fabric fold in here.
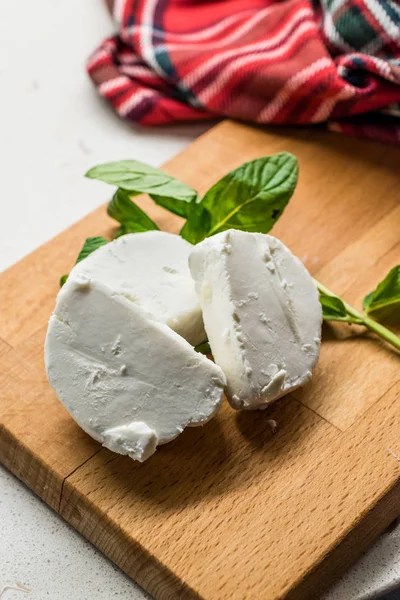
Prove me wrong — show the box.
[88,0,400,144]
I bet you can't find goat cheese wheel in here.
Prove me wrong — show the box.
[189,229,322,410]
[45,276,226,461]
[69,231,206,346]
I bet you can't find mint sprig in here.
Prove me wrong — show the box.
[87,155,297,245]
[318,292,362,325]
[64,156,399,353]
[316,280,400,351]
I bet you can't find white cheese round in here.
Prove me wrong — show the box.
[45,276,226,462]
[69,231,206,346]
[189,230,322,410]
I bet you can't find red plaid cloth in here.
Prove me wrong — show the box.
[88,0,400,144]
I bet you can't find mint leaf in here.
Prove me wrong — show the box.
[363,292,374,311]
[363,266,400,320]
[315,279,400,350]
[318,292,363,324]
[76,236,109,264]
[182,153,298,242]
[108,189,159,233]
[59,237,109,288]
[194,341,211,355]
[180,205,211,244]
[86,160,199,218]
[319,294,349,322]
[151,194,199,218]
[115,224,132,238]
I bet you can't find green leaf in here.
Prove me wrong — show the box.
[115,224,131,238]
[108,189,159,233]
[183,153,298,242]
[319,292,363,324]
[59,237,109,287]
[151,194,197,218]
[363,266,400,321]
[76,236,109,264]
[180,205,211,244]
[363,292,374,312]
[194,341,211,355]
[319,294,349,322]
[86,160,199,218]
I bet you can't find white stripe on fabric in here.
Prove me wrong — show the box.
[138,0,203,108]
[310,85,355,122]
[323,15,354,52]
[118,53,143,65]
[371,55,396,80]
[361,37,384,55]
[321,0,354,52]
[345,52,396,80]
[141,0,167,77]
[87,49,111,70]
[127,10,256,44]
[199,21,315,104]
[257,57,333,122]
[389,1,400,18]
[113,0,127,26]
[118,90,154,117]
[184,7,313,89]
[99,76,131,96]
[157,4,296,54]
[363,0,400,44]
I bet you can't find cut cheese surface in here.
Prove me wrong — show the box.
[189,230,322,410]
[45,276,226,461]
[69,231,205,346]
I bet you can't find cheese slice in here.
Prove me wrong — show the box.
[189,230,322,410]
[69,231,206,346]
[45,276,226,461]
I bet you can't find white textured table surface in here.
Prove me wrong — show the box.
[0,1,398,599]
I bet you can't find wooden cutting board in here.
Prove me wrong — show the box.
[1,121,399,600]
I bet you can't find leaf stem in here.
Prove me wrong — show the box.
[194,341,211,355]
[313,279,400,352]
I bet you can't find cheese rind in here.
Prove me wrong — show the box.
[69,231,206,346]
[189,230,322,410]
[45,276,225,461]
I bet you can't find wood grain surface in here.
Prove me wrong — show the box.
[0,120,399,599]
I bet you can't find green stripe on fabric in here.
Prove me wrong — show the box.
[335,5,377,50]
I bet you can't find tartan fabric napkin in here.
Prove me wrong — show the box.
[88,0,400,144]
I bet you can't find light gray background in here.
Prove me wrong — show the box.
[0,1,399,598]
